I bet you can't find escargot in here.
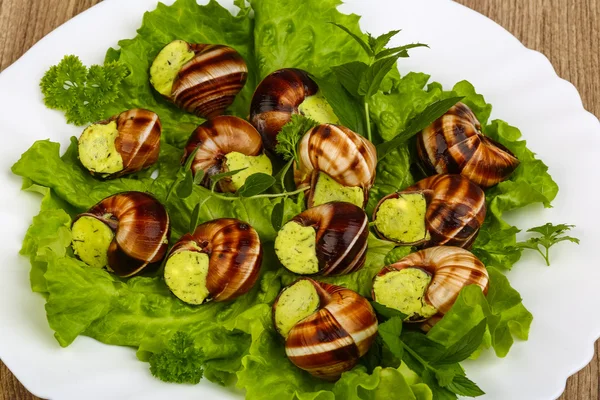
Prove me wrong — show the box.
[274,201,369,276]
[71,191,170,277]
[164,218,262,304]
[249,68,339,149]
[78,108,161,179]
[181,116,273,192]
[417,102,519,188]
[373,174,486,248]
[372,246,489,323]
[273,278,378,381]
[295,124,377,208]
[149,40,248,118]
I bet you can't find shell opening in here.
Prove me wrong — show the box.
[375,193,430,244]
[372,268,438,321]
[149,40,196,96]
[164,248,210,305]
[310,172,364,208]
[78,121,124,176]
[297,90,339,125]
[275,221,319,274]
[71,216,115,269]
[274,279,321,338]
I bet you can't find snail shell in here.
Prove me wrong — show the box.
[275,202,369,276]
[416,102,519,187]
[78,108,161,179]
[273,278,378,381]
[72,192,170,277]
[295,124,377,207]
[374,174,486,249]
[165,218,262,303]
[181,116,266,192]
[372,246,489,323]
[152,41,248,118]
[249,68,318,149]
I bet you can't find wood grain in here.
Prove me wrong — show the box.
[0,0,598,399]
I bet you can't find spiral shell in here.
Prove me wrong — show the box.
[166,218,262,302]
[375,174,486,249]
[417,102,519,187]
[295,124,377,207]
[274,278,378,381]
[73,192,170,277]
[276,202,369,276]
[373,246,489,322]
[249,68,318,149]
[181,116,266,192]
[78,109,161,179]
[153,41,248,118]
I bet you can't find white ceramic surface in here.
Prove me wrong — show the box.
[0,0,599,399]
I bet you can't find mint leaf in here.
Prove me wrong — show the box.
[238,173,276,197]
[446,375,485,397]
[369,30,401,54]
[376,96,464,161]
[330,23,373,57]
[371,301,408,321]
[434,320,487,365]
[375,43,429,60]
[193,169,205,186]
[271,199,285,231]
[189,202,201,233]
[176,170,194,199]
[331,62,368,97]
[210,168,247,190]
[378,317,404,360]
[358,56,398,98]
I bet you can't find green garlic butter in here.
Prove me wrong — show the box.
[149,40,196,96]
[375,193,429,244]
[372,268,438,320]
[224,151,273,190]
[274,280,320,338]
[298,91,340,125]
[78,121,124,176]
[274,221,319,274]
[164,249,210,305]
[311,173,364,207]
[71,216,114,269]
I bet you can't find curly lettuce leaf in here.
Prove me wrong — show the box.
[251,0,368,79]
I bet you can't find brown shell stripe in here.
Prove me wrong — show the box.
[172,45,248,118]
[115,109,161,173]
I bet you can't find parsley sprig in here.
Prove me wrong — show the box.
[40,55,128,125]
[513,223,580,266]
[149,332,205,384]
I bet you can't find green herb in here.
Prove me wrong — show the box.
[176,170,194,198]
[376,96,464,160]
[210,168,248,191]
[371,301,408,321]
[513,223,579,266]
[165,147,199,202]
[274,115,319,163]
[329,24,428,141]
[238,173,276,197]
[193,169,205,186]
[149,332,205,384]
[40,55,128,126]
[271,199,285,231]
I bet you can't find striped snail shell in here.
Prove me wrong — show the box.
[274,202,369,276]
[150,40,248,118]
[295,124,377,208]
[164,218,262,304]
[374,174,486,249]
[372,246,489,323]
[249,68,319,149]
[78,108,161,179]
[272,278,378,381]
[417,102,520,188]
[181,116,270,193]
[71,192,170,277]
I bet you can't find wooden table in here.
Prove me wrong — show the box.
[1,0,599,399]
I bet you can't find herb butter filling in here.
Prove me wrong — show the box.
[71,216,114,269]
[224,151,273,190]
[274,280,321,338]
[78,121,124,176]
[149,39,196,96]
[164,249,211,305]
[311,173,364,207]
[375,193,429,244]
[275,221,319,274]
[298,91,340,125]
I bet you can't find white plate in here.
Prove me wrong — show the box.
[0,0,599,399]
